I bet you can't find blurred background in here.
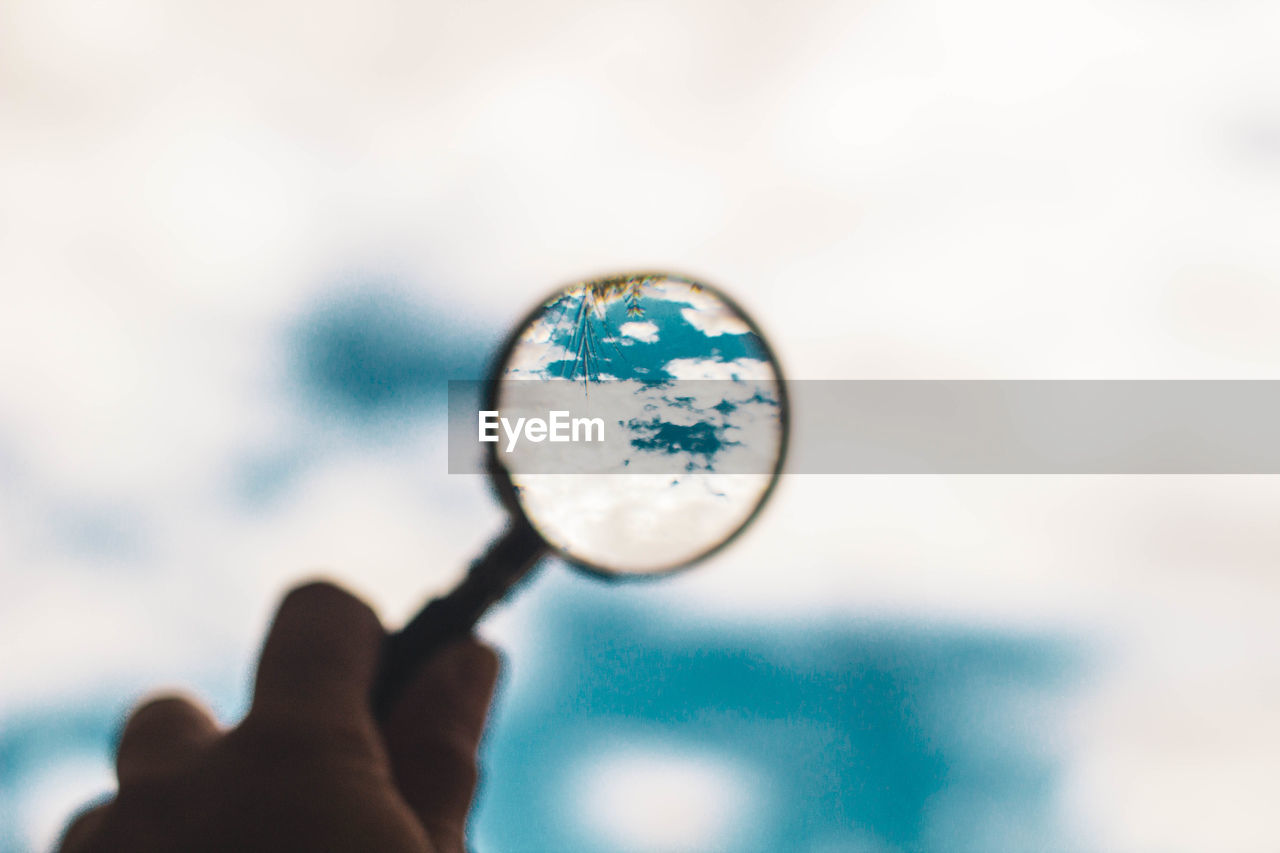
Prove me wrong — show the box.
[2,0,1279,850]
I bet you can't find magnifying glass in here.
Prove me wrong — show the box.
[373,273,788,718]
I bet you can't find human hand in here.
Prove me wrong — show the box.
[58,581,500,853]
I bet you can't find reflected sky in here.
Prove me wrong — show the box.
[518,277,772,385]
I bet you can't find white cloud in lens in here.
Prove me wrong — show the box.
[514,473,775,573]
[680,306,750,338]
[571,744,763,853]
[663,357,771,381]
[495,378,783,572]
[619,320,659,343]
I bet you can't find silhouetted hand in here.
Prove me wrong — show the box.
[58,581,500,853]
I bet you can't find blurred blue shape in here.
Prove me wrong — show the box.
[229,283,499,505]
[45,502,148,563]
[232,446,313,507]
[473,568,1078,852]
[0,568,1078,852]
[290,283,494,418]
[0,707,117,851]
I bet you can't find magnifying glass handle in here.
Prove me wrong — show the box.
[373,517,546,721]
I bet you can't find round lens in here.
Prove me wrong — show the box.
[489,274,787,575]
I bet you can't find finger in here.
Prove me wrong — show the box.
[384,638,500,845]
[116,694,219,784]
[248,580,384,724]
[57,802,109,853]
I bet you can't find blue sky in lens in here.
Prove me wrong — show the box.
[509,279,781,474]
[537,283,769,383]
[0,286,1079,852]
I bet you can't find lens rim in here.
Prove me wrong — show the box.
[482,271,790,580]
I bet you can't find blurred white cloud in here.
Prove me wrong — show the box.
[569,741,764,853]
[19,756,114,853]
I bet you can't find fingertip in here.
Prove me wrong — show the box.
[444,637,501,688]
[420,638,501,710]
[251,579,385,718]
[280,579,382,632]
[384,636,502,755]
[121,692,217,734]
[116,693,218,784]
